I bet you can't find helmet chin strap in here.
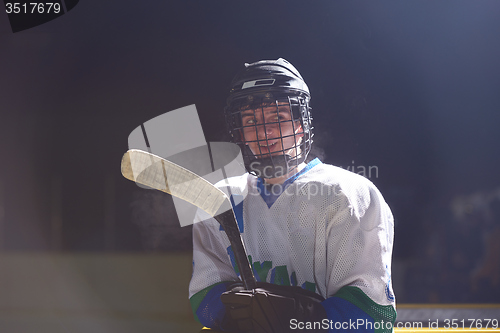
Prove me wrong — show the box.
[247,155,290,179]
[247,155,299,179]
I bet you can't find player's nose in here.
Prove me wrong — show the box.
[256,123,274,137]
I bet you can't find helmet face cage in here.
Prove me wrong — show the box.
[225,92,313,179]
[225,58,313,179]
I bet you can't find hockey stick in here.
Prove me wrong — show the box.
[121,149,257,290]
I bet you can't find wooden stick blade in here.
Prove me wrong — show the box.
[121,149,228,217]
[122,149,257,289]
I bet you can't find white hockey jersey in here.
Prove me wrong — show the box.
[189,159,396,331]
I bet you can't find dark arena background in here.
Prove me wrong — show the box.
[0,1,499,332]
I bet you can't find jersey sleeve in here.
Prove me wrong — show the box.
[188,210,238,329]
[322,179,396,332]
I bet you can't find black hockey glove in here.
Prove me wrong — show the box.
[220,281,328,333]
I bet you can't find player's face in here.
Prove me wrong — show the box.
[240,102,304,158]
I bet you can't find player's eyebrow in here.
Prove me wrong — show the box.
[241,110,283,121]
[241,105,289,116]
[240,112,255,120]
[240,110,255,117]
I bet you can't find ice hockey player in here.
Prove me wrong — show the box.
[189,58,396,332]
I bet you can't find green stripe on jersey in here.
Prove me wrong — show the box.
[334,286,396,333]
[189,282,228,323]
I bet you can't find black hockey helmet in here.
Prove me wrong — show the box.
[225,58,313,179]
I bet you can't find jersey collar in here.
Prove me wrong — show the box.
[256,158,322,208]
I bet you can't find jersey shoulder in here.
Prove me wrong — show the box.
[301,162,389,216]
[301,161,375,190]
[214,172,254,196]
[193,173,252,226]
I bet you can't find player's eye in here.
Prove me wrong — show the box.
[270,114,286,122]
[243,117,256,125]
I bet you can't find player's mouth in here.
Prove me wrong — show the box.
[257,141,279,154]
